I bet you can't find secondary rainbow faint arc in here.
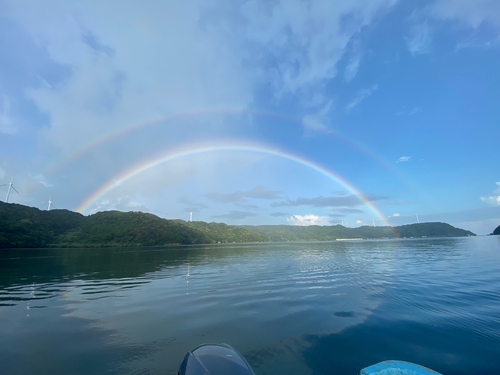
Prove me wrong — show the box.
[75,143,393,228]
[26,106,404,195]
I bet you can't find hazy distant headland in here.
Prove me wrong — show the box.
[492,225,500,235]
[0,202,476,248]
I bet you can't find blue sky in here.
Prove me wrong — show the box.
[0,0,499,234]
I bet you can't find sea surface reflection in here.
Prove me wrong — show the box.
[1,237,499,374]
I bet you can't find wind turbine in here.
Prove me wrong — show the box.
[1,177,19,203]
[416,214,420,224]
[47,197,53,211]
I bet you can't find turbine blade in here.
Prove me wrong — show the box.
[12,186,20,194]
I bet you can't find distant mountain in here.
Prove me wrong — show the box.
[492,225,500,235]
[242,222,475,242]
[0,202,475,249]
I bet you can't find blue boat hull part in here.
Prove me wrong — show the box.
[360,360,442,375]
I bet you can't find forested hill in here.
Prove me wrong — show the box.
[241,222,475,242]
[0,202,265,248]
[492,225,500,235]
[0,202,475,248]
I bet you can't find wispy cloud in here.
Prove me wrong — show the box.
[345,84,378,112]
[344,43,363,82]
[272,194,387,208]
[241,0,398,100]
[397,156,412,163]
[397,106,422,115]
[204,186,283,203]
[30,174,53,188]
[335,208,365,214]
[236,204,261,211]
[212,211,258,220]
[406,23,433,56]
[454,33,500,51]
[344,56,361,82]
[333,190,350,196]
[0,95,17,135]
[178,197,209,213]
[430,0,500,30]
[302,100,335,135]
[287,214,330,226]
[270,212,289,217]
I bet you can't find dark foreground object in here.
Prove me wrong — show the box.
[178,343,256,375]
[178,344,442,375]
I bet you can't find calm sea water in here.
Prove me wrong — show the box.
[1,237,499,375]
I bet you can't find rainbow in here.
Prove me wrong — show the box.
[76,141,393,229]
[25,107,405,195]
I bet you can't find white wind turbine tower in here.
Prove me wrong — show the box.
[47,197,53,211]
[1,177,19,203]
[190,212,193,222]
[416,214,420,223]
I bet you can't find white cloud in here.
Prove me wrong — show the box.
[406,22,433,56]
[480,181,500,206]
[356,220,363,224]
[344,44,362,82]
[287,214,330,226]
[428,1,500,52]
[2,0,401,155]
[345,84,379,111]
[481,196,500,206]
[30,174,53,188]
[302,100,334,134]
[6,0,253,152]
[392,213,401,217]
[241,0,397,99]
[430,0,500,29]
[0,95,18,135]
[204,186,283,203]
[344,56,361,82]
[397,156,411,163]
[87,196,152,215]
[397,106,422,115]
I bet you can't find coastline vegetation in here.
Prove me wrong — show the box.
[0,202,476,248]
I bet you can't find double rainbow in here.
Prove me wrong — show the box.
[76,141,393,228]
[25,107,404,195]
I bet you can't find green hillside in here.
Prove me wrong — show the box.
[243,222,474,242]
[0,202,264,248]
[0,202,475,249]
